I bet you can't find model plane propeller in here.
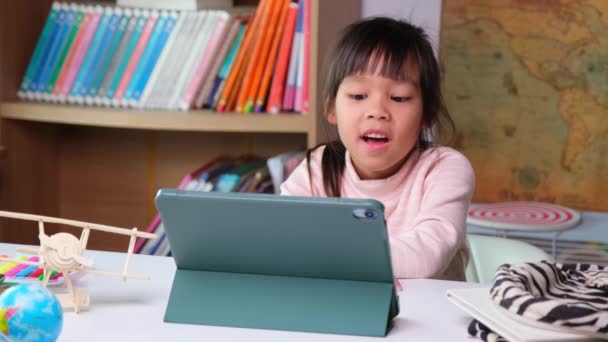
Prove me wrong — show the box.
[0,210,157,313]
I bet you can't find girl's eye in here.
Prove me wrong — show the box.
[348,94,367,101]
[391,96,411,103]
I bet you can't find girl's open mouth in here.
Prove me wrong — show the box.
[361,133,390,150]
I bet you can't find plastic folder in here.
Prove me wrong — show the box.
[156,189,399,337]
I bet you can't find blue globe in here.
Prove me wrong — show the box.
[0,284,63,342]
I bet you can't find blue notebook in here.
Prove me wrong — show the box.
[155,189,399,337]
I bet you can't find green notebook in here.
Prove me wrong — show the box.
[156,189,399,337]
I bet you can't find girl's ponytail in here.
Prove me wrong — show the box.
[306,140,346,197]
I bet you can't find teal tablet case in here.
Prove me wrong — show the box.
[156,189,399,337]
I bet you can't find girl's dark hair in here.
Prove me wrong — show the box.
[307,17,455,197]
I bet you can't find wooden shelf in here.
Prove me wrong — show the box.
[0,101,311,133]
[0,0,360,251]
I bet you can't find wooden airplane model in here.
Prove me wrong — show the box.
[0,210,157,313]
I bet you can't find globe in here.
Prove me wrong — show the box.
[0,284,63,342]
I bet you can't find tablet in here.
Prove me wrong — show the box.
[156,189,399,336]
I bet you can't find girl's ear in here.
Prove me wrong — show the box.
[327,111,337,125]
[325,99,337,125]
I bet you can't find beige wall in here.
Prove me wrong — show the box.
[361,0,442,50]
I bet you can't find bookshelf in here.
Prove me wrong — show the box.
[1,102,311,133]
[0,0,361,251]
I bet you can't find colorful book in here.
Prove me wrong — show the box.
[301,0,311,113]
[56,6,102,102]
[167,11,215,109]
[139,11,186,108]
[253,0,290,112]
[293,0,308,112]
[78,9,120,100]
[53,5,93,101]
[86,8,130,104]
[113,10,157,103]
[179,12,231,110]
[235,0,278,113]
[124,11,168,103]
[130,11,177,104]
[33,4,71,99]
[27,3,63,96]
[106,10,148,103]
[215,0,266,112]
[266,3,297,114]
[18,2,61,99]
[46,4,84,101]
[69,7,112,103]
[96,9,138,104]
[194,17,240,109]
[282,0,303,112]
[205,21,246,109]
[151,11,198,109]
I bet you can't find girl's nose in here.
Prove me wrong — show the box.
[365,95,391,120]
[366,99,390,120]
[366,111,389,120]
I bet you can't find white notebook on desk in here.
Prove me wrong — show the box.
[446,287,602,342]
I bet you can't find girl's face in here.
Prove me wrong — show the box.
[327,65,423,180]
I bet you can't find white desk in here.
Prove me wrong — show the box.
[0,243,483,342]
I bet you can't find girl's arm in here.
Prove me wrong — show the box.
[390,151,475,279]
[279,158,314,196]
[280,146,326,197]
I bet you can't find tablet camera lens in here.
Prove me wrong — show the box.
[353,208,378,220]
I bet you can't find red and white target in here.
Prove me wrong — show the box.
[467,202,581,232]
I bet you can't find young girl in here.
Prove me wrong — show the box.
[281,17,475,281]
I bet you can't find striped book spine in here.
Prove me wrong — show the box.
[46,4,84,101]
[216,0,266,112]
[56,6,102,101]
[86,8,130,104]
[235,0,276,113]
[282,0,303,112]
[266,3,297,114]
[206,21,245,109]
[97,9,138,105]
[139,11,185,108]
[114,10,157,103]
[166,11,211,109]
[254,0,290,112]
[151,12,197,109]
[131,12,177,104]
[53,6,91,101]
[78,9,120,99]
[194,18,240,109]
[301,0,311,113]
[32,4,70,98]
[69,7,112,103]
[107,10,147,103]
[19,2,60,99]
[180,12,230,110]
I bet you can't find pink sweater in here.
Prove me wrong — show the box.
[280,145,475,280]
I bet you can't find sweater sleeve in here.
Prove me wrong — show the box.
[280,158,313,196]
[280,146,326,197]
[389,150,475,279]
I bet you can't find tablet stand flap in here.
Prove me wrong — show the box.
[164,269,397,337]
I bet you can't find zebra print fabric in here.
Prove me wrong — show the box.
[468,262,608,341]
[468,320,506,342]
